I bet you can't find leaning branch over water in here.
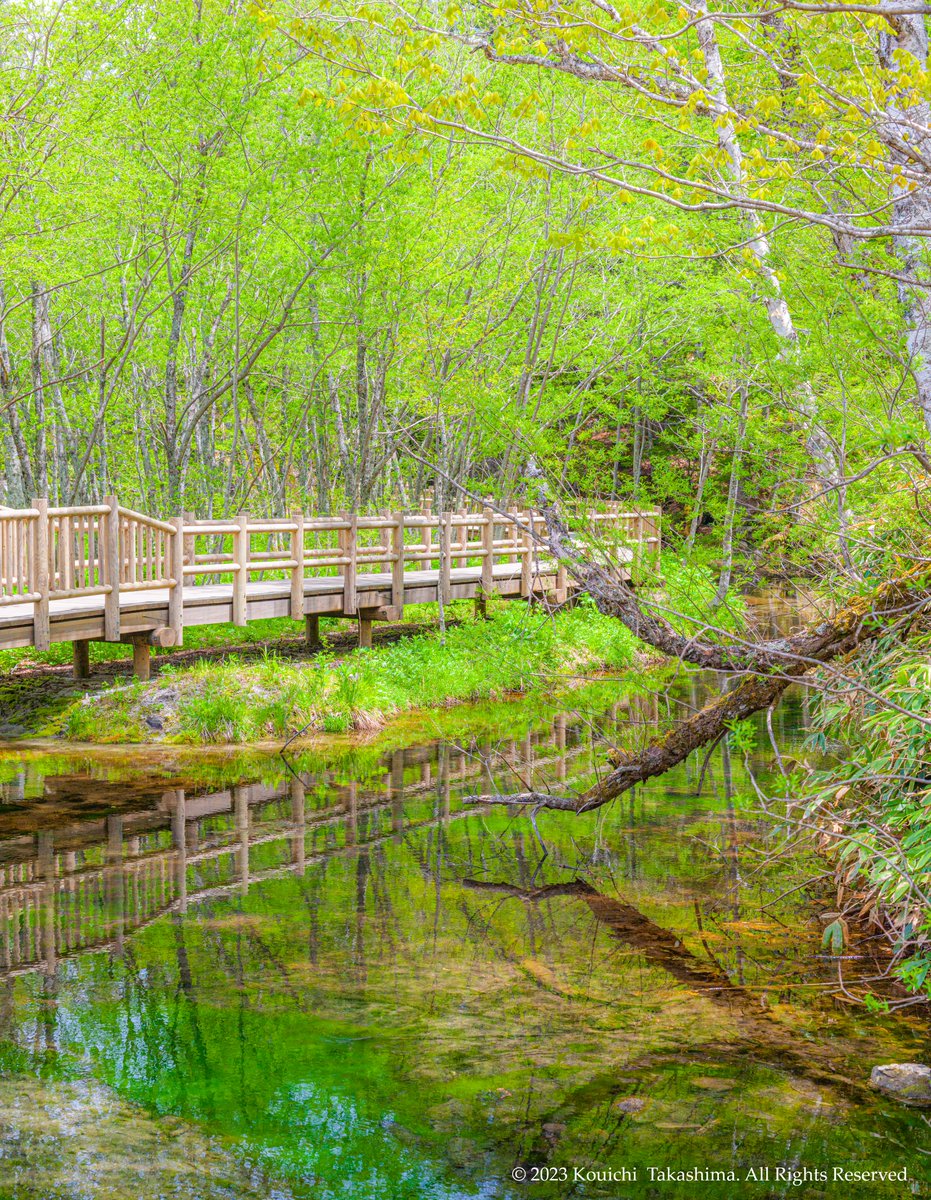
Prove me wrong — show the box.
[465,469,931,814]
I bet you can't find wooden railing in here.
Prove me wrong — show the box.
[0,506,42,610]
[0,497,661,650]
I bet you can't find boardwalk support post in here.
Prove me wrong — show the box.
[131,637,151,682]
[103,494,121,641]
[305,613,322,650]
[290,509,304,620]
[31,497,50,651]
[120,627,174,681]
[233,512,248,626]
[168,514,184,647]
[72,639,90,680]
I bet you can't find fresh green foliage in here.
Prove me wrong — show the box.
[806,629,931,988]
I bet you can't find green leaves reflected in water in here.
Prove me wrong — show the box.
[0,688,929,1198]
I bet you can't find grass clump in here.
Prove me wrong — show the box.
[58,599,639,745]
[60,681,151,744]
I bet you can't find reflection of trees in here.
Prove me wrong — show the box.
[462,878,868,1100]
[4,694,910,1189]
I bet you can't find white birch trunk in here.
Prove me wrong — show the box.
[693,3,841,488]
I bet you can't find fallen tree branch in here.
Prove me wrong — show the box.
[465,499,931,812]
[526,458,908,675]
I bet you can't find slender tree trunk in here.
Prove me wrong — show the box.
[693,2,840,488]
[878,13,931,434]
[163,218,199,508]
[0,286,32,501]
[712,387,748,608]
[686,427,716,556]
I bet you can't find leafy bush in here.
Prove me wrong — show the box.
[806,626,931,991]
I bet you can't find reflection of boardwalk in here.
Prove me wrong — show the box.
[0,701,656,979]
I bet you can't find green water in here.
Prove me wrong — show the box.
[0,682,928,1199]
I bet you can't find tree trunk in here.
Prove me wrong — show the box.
[712,386,748,608]
[878,14,931,434]
[694,2,840,490]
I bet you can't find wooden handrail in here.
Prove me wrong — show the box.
[0,496,661,650]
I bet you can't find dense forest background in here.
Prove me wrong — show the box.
[1,0,927,589]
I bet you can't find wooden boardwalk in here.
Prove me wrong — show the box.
[0,499,660,677]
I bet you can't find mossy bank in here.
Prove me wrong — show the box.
[55,600,642,745]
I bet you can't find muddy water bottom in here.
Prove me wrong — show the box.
[0,685,928,1199]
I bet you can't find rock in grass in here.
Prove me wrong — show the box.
[870,1063,931,1105]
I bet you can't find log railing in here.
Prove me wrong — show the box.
[0,506,42,609]
[0,497,661,650]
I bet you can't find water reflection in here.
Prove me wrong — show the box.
[0,685,928,1200]
[0,701,655,982]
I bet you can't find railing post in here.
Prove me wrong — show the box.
[420,496,433,570]
[103,494,120,642]
[290,509,304,620]
[632,507,644,585]
[478,504,493,616]
[183,510,196,570]
[31,497,50,651]
[555,510,568,606]
[509,506,520,566]
[341,511,357,616]
[463,506,471,565]
[168,514,184,647]
[233,511,249,627]
[391,510,405,614]
[520,511,532,598]
[439,511,452,605]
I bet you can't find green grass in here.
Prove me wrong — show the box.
[57,599,640,745]
[0,601,472,676]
